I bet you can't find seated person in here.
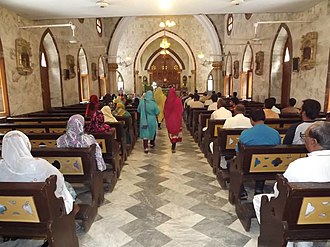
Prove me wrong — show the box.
[270,97,281,114]
[101,105,118,123]
[253,121,330,247]
[102,93,112,108]
[204,92,214,106]
[207,94,218,111]
[184,93,194,107]
[238,108,281,197]
[281,97,300,115]
[200,91,209,103]
[263,98,279,119]
[85,94,100,118]
[85,110,112,133]
[283,99,321,144]
[210,104,252,166]
[57,114,106,171]
[112,100,131,117]
[229,97,240,113]
[223,104,252,129]
[0,130,75,246]
[210,98,232,120]
[190,94,204,108]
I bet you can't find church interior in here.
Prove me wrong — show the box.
[0,0,329,246]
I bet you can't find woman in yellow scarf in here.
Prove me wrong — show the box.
[154,87,167,129]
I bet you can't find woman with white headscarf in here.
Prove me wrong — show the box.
[0,130,74,214]
[56,114,106,171]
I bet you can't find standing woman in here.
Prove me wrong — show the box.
[154,87,167,129]
[164,88,183,153]
[137,90,160,153]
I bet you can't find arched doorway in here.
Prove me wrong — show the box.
[39,29,63,111]
[224,53,233,97]
[78,47,90,101]
[269,24,292,107]
[241,43,253,99]
[98,56,107,97]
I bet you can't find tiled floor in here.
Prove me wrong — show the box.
[79,127,260,247]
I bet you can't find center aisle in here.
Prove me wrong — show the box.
[79,125,259,247]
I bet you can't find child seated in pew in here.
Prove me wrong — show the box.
[57,114,106,171]
[0,130,75,246]
[253,121,330,247]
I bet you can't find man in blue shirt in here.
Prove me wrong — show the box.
[238,108,281,198]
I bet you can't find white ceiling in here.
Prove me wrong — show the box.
[0,0,324,20]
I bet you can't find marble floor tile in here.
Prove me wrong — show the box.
[76,126,259,247]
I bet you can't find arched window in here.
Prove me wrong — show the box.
[40,52,47,67]
[284,47,290,62]
[96,18,102,37]
[98,56,106,97]
[227,14,233,36]
[117,72,124,92]
[240,43,253,99]
[78,47,90,101]
[0,38,9,116]
[207,74,214,92]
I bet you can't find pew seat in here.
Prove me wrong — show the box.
[0,175,79,247]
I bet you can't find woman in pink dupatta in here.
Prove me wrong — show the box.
[164,88,183,153]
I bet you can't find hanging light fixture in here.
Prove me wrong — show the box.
[160,37,171,49]
[159,19,175,50]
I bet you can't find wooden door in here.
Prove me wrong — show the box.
[150,55,181,90]
[40,45,51,112]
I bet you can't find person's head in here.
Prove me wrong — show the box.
[194,94,200,101]
[301,99,321,120]
[103,93,112,105]
[233,92,238,97]
[194,89,198,94]
[234,104,245,115]
[203,91,208,96]
[212,91,216,95]
[67,114,85,135]
[211,94,218,103]
[249,108,266,125]
[217,98,226,109]
[2,130,32,168]
[144,90,154,101]
[230,97,240,107]
[90,110,105,125]
[264,98,274,109]
[189,93,194,99]
[90,95,99,104]
[304,121,330,152]
[270,97,276,104]
[217,92,222,98]
[288,98,297,107]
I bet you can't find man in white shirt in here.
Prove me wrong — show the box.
[223,104,252,129]
[253,121,330,247]
[190,94,204,108]
[184,93,194,108]
[269,97,281,114]
[207,94,218,111]
[210,98,232,120]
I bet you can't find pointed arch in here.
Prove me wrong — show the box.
[39,29,63,110]
[77,47,90,101]
[224,52,233,96]
[98,56,107,97]
[240,42,253,99]
[269,23,293,107]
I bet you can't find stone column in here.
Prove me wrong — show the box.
[212,61,223,93]
[107,63,118,93]
[134,70,140,94]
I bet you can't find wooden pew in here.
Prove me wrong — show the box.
[116,115,135,153]
[30,145,101,232]
[259,175,330,247]
[229,143,308,232]
[0,175,79,247]
[191,109,213,142]
[197,113,212,148]
[213,128,287,189]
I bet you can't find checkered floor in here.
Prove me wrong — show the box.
[79,126,260,247]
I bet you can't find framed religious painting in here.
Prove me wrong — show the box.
[300,32,318,70]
